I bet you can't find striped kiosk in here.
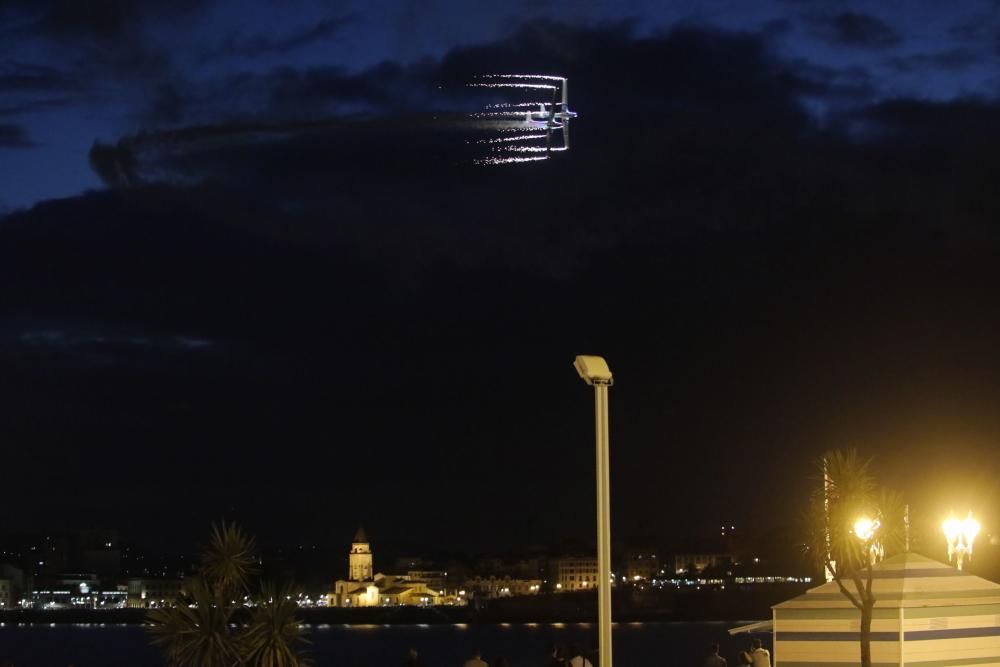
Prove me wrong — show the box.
[772,552,1000,666]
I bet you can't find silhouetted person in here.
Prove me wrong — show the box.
[703,642,727,667]
[567,644,592,667]
[494,657,510,667]
[749,639,771,667]
[547,643,565,667]
[464,648,488,667]
[404,648,426,667]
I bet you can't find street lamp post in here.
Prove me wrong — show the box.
[943,512,980,571]
[574,355,613,667]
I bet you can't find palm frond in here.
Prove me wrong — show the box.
[146,576,243,667]
[201,520,259,597]
[242,581,311,667]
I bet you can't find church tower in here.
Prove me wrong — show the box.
[349,526,373,581]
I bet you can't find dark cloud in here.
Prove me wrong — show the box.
[948,15,997,42]
[89,22,862,204]
[0,97,73,116]
[805,11,903,49]
[761,18,794,36]
[0,0,208,42]
[837,98,1000,145]
[199,15,354,62]
[888,48,983,73]
[788,60,875,101]
[0,123,35,148]
[0,0,205,82]
[0,61,80,93]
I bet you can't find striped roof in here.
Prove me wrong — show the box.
[774,553,1000,610]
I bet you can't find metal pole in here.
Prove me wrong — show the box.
[904,504,910,553]
[823,457,834,582]
[594,382,613,667]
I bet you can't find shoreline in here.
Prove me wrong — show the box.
[0,585,805,626]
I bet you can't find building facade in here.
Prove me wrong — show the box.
[463,575,541,599]
[673,553,730,575]
[623,547,659,581]
[0,578,12,608]
[126,577,185,608]
[551,556,599,592]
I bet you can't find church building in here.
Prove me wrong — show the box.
[328,527,457,607]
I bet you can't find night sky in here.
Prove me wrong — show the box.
[2,0,1000,560]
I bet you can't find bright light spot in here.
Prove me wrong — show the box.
[854,516,878,541]
[943,511,981,567]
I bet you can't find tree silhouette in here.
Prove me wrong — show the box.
[147,521,309,667]
[804,450,905,667]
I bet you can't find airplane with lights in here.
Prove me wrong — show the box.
[524,77,578,150]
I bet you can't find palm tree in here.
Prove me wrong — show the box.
[804,450,905,667]
[146,521,309,667]
[201,521,258,599]
[147,576,244,667]
[242,582,311,667]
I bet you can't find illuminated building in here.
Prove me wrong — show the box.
[328,528,464,607]
[673,553,730,575]
[0,564,24,608]
[623,547,659,581]
[0,578,12,608]
[463,575,542,599]
[348,526,373,582]
[551,556,599,592]
[29,574,128,608]
[126,578,185,608]
[406,570,448,589]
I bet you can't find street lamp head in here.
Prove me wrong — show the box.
[853,516,878,542]
[943,515,962,545]
[574,355,613,385]
[943,511,981,569]
[963,513,981,544]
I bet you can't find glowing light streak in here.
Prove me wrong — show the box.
[485,102,549,109]
[474,155,550,165]
[470,111,539,118]
[478,134,549,144]
[505,145,568,153]
[476,74,566,82]
[468,83,558,91]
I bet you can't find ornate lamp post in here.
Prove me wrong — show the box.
[943,512,980,570]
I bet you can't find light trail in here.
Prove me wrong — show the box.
[470,111,539,118]
[505,145,569,153]
[468,83,558,91]
[475,134,549,144]
[476,74,566,82]
[485,102,549,109]
[474,155,550,165]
